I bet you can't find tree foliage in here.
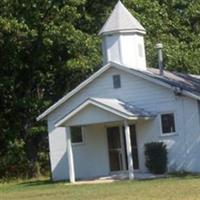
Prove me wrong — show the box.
[0,0,199,178]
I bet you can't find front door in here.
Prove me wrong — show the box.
[107,127,123,172]
[107,125,139,172]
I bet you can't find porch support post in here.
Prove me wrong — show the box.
[124,120,134,180]
[65,127,75,183]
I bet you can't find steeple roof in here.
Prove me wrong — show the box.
[99,1,146,35]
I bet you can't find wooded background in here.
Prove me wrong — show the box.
[0,0,199,179]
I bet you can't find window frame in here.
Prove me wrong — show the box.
[138,43,144,58]
[159,112,177,137]
[70,126,85,146]
[112,74,121,89]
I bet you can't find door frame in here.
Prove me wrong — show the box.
[106,126,123,173]
[106,123,140,174]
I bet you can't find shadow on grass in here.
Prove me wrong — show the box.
[169,172,200,179]
[133,172,200,182]
[18,179,68,188]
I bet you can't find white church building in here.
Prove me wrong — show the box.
[37,1,200,183]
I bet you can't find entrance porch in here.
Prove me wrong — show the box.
[55,97,156,183]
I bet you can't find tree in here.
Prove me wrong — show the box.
[0,0,101,178]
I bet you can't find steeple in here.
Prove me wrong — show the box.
[99,1,147,71]
[99,1,146,35]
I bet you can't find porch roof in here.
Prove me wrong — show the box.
[55,97,156,127]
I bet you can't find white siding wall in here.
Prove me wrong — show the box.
[103,34,146,70]
[47,122,68,181]
[48,122,110,180]
[47,67,200,180]
[120,35,146,70]
[137,98,186,172]
[137,96,200,173]
[183,98,200,172]
[73,125,110,179]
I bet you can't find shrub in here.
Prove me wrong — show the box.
[0,139,50,180]
[144,142,167,174]
[0,139,29,180]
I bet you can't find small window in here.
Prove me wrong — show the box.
[161,113,176,134]
[70,126,84,144]
[138,43,144,57]
[113,75,121,89]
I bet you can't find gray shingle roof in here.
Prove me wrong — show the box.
[99,1,146,35]
[55,97,156,127]
[145,68,200,96]
[91,97,156,118]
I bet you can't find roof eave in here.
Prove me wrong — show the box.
[55,99,131,127]
[36,63,112,121]
[182,90,200,101]
[99,29,146,36]
[55,98,155,127]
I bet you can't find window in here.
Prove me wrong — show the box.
[113,74,121,89]
[161,113,176,134]
[138,43,144,57]
[70,126,84,144]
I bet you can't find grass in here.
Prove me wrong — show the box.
[1,175,200,200]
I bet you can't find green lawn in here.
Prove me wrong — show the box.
[1,175,200,200]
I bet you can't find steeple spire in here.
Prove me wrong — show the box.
[100,1,147,71]
[99,1,145,36]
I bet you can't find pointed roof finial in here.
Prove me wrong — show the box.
[99,1,145,35]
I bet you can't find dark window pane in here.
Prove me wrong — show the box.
[107,127,121,149]
[71,126,83,143]
[113,75,121,89]
[108,151,122,171]
[161,113,176,134]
